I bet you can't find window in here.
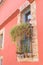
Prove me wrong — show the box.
[17,5,32,56]
[17,0,38,62]
[25,11,31,22]
[0,56,3,65]
[21,5,32,23]
[20,38,31,53]
[0,33,3,48]
[0,28,4,49]
[19,5,32,54]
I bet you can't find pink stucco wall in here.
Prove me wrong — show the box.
[0,0,43,65]
[0,0,25,25]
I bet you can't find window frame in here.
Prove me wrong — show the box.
[0,56,3,65]
[19,5,32,53]
[0,28,5,49]
[17,0,39,61]
[17,5,32,54]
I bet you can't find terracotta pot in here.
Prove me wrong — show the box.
[24,53,28,58]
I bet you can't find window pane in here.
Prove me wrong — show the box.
[20,38,31,53]
[0,34,3,48]
[25,11,31,22]
[0,58,2,65]
[27,15,31,20]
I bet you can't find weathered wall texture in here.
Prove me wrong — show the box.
[31,1,38,61]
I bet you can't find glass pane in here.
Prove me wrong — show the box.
[25,11,31,22]
[0,34,3,48]
[0,59,2,65]
[21,38,31,53]
[27,15,31,20]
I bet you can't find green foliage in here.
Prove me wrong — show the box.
[10,23,32,42]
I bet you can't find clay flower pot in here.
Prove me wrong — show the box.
[24,52,28,58]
